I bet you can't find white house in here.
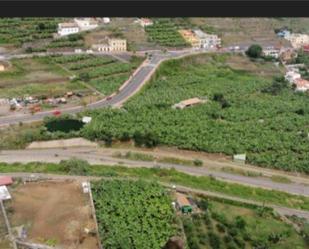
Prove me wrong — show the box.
[103,17,111,24]
[263,47,280,58]
[74,18,99,31]
[57,22,80,37]
[193,29,221,49]
[285,71,301,83]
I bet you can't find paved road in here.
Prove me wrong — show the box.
[1,171,308,220]
[0,147,308,197]
[0,49,201,127]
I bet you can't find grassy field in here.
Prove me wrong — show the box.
[183,196,307,249]
[82,53,309,173]
[0,161,309,211]
[0,57,85,98]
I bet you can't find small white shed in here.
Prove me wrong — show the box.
[233,154,246,164]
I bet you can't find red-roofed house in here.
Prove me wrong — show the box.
[0,176,13,186]
[303,45,309,54]
[294,79,309,92]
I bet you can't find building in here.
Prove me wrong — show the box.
[82,116,92,124]
[74,18,99,31]
[233,154,246,164]
[0,176,13,186]
[57,22,80,37]
[0,186,11,201]
[136,18,153,27]
[172,97,206,109]
[178,29,200,48]
[293,79,309,92]
[92,37,127,52]
[263,47,280,58]
[0,61,9,71]
[176,193,192,214]
[276,29,291,39]
[285,71,301,83]
[103,17,111,24]
[193,29,221,49]
[286,33,309,49]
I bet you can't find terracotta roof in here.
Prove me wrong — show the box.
[176,193,191,207]
[0,176,13,186]
[295,79,309,87]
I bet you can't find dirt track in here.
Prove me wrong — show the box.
[9,180,98,249]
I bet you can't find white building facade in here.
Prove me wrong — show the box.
[74,18,99,31]
[57,23,80,36]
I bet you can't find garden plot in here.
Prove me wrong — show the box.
[7,180,99,249]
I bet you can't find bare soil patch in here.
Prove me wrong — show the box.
[9,180,98,249]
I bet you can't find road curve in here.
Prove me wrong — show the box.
[0,49,199,127]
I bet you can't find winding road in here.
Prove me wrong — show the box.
[0,48,235,127]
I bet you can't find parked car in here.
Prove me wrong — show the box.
[52,110,61,116]
[106,96,112,100]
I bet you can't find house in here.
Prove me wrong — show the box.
[176,193,192,214]
[263,47,280,58]
[193,29,221,49]
[285,71,301,83]
[233,154,246,164]
[0,176,13,186]
[0,61,9,71]
[293,79,309,92]
[57,22,80,37]
[286,33,309,49]
[103,17,111,24]
[178,29,200,48]
[172,97,206,109]
[136,18,153,27]
[92,37,127,52]
[74,18,98,31]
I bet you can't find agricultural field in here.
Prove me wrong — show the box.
[82,53,309,173]
[0,18,65,47]
[183,196,307,249]
[44,54,144,96]
[0,57,86,98]
[145,19,189,47]
[92,179,178,249]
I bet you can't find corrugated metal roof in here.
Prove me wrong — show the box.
[0,176,13,186]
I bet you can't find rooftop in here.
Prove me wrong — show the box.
[59,22,79,28]
[176,193,191,207]
[0,176,13,186]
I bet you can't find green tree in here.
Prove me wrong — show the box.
[246,44,263,58]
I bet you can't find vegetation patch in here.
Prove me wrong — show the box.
[82,53,309,173]
[183,196,306,249]
[92,179,177,249]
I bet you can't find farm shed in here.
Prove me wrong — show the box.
[0,176,13,186]
[172,97,206,109]
[176,193,192,214]
[233,154,246,164]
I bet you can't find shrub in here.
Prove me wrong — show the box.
[234,216,246,229]
[216,223,225,233]
[193,159,203,166]
[60,158,90,175]
[208,232,221,249]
